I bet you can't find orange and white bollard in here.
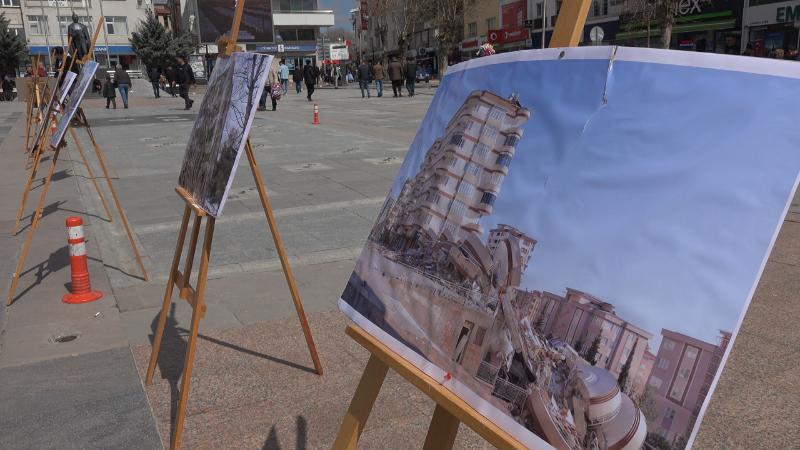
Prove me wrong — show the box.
[312,103,321,125]
[62,217,103,304]
[50,119,57,136]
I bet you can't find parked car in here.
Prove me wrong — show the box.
[416,71,431,83]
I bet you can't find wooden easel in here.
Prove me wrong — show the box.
[23,53,50,158]
[145,8,322,448]
[329,3,591,449]
[6,19,148,306]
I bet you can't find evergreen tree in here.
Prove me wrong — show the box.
[574,338,585,354]
[585,334,602,365]
[0,13,28,73]
[130,12,194,70]
[639,384,660,427]
[617,340,638,394]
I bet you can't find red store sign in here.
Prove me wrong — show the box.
[487,25,530,44]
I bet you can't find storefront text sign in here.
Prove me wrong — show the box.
[745,0,800,25]
[487,26,530,44]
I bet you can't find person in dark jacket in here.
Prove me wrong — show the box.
[356,61,374,98]
[114,64,132,108]
[165,66,177,97]
[53,47,79,90]
[148,68,161,98]
[387,57,404,97]
[404,57,417,97]
[103,75,116,109]
[302,61,318,101]
[176,56,196,110]
[292,66,303,94]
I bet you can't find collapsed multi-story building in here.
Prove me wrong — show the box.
[488,224,536,274]
[388,90,531,249]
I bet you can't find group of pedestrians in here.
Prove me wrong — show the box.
[356,57,420,99]
[115,56,195,110]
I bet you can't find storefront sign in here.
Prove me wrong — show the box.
[745,0,800,25]
[360,1,369,30]
[488,26,530,44]
[255,45,317,52]
[461,37,487,49]
[501,1,528,28]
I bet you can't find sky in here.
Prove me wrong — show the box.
[386,47,800,349]
[319,0,355,32]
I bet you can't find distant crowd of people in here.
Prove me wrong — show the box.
[741,43,800,60]
[353,57,427,99]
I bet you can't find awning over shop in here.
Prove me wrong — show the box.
[616,18,736,39]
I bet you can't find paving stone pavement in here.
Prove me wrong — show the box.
[1,78,798,449]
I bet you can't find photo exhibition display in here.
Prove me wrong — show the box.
[338,47,800,449]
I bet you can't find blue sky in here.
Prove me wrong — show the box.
[319,0,354,31]
[387,48,800,347]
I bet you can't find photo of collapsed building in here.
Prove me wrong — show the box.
[342,90,647,450]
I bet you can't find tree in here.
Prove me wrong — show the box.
[323,27,354,43]
[639,384,660,427]
[646,431,674,450]
[432,0,468,76]
[620,0,657,48]
[0,13,28,73]
[621,0,710,49]
[585,334,602,365]
[617,340,637,394]
[573,338,585,354]
[364,0,394,66]
[130,11,194,71]
[390,0,431,64]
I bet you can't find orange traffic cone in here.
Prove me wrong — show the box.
[62,217,103,304]
[50,118,57,136]
[312,104,321,125]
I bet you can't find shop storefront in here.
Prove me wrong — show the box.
[28,45,140,75]
[744,0,800,56]
[255,45,318,69]
[616,0,742,52]
[460,36,487,61]
[487,25,531,53]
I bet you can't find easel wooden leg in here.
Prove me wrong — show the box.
[331,354,390,450]
[14,146,44,235]
[7,147,61,306]
[83,123,149,281]
[95,143,120,179]
[68,126,113,221]
[171,217,214,450]
[422,404,461,450]
[146,205,193,386]
[244,140,323,375]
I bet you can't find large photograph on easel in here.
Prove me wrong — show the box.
[197,0,274,43]
[339,47,800,449]
[178,52,271,218]
[50,61,98,148]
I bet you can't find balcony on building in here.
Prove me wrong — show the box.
[478,191,496,215]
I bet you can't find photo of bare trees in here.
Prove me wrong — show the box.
[178,52,271,218]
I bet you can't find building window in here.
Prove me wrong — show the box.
[2,0,20,6]
[105,16,128,35]
[657,358,669,369]
[279,0,315,11]
[496,153,512,167]
[679,368,691,378]
[634,377,641,384]
[443,219,458,235]
[536,2,543,17]
[450,157,459,168]
[481,125,499,141]
[610,340,616,350]
[490,172,504,187]
[451,200,468,217]
[664,407,676,420]
[427,191,440,205]
[468,22,477,37]
[662,339,676,351]
[623,348,630,357]
[629,333,636,342]
[640,363,647,369]
[457,180,476,198]
[617,363,624,371]
[649,376,662,388]
[278,28,315,41]
[613,325,621,335]
[450,133,464,146]
[600,337,608,346]
[441,175,450,186]
[465,162,482,178]
[27,16,50,35]
[603,355,609,364]
[474,143,490,158]
[636,370,644,376]
[486,17,496,30]
[591,315,602,326]
[480,191,497,206]
[585,331,597,340]
[425,214,433,225]
[504,135,519,148]
[465,121,475,131]
[603,321,613,331]
[473,104,482,113]
[670,386,683,400]
[489,106,508,120]
[685,346,698,359]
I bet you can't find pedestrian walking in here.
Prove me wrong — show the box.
[114,64,132,108]
[357,61,374,98]
[786,45,800,61]
[103,75,116,109]
[176,56,196,110]
[331,64,341,89]
[148,67,161,98]
[292,65,303,93]
[404,57,417,97]
[373,61,385,97]
[259,59,281,111]
[166,66,178,97]
[278,60,290,93]
[303,60,317,102]
[1,72,14,102]
[387,57,404,97]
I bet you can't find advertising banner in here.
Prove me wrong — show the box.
[745,0,800,25]
[197,0,273,43]
[339,47,800,449]
[501,0,528,28]
[361,1,369,30]
[488,25,530,44]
